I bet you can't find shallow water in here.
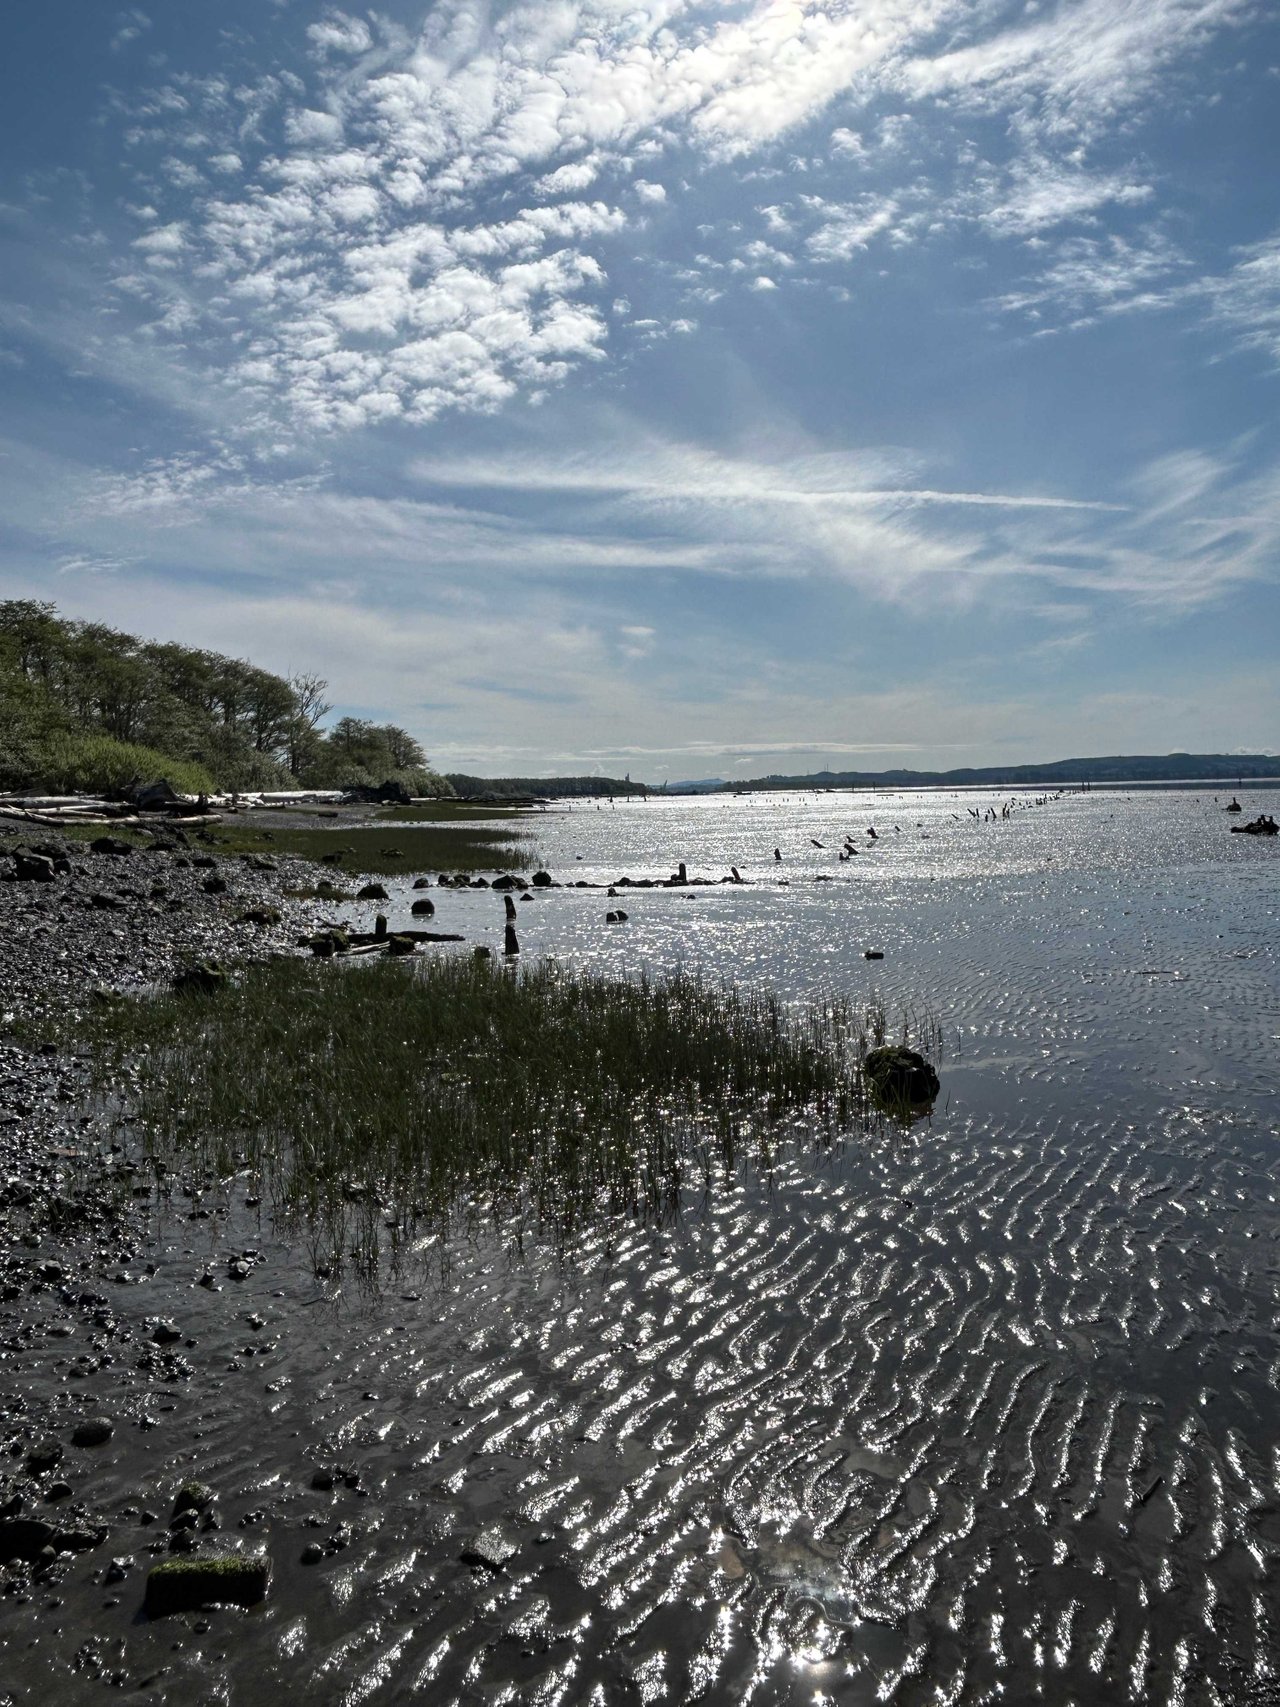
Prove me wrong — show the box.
[7,787,1279,1704]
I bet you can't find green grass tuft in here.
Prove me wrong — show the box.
[73,956,937,1273]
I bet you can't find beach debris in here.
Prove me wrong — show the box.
[863,949,884,960]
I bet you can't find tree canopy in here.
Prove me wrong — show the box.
[0,601,451,797]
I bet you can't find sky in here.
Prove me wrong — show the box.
[1,0,1278,783]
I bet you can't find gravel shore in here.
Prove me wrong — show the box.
[0,827,322,1691]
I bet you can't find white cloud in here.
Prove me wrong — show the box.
[91,0,1259,438]
[307,14,374,58]
[110,9,151,53]
[284,108,344,148]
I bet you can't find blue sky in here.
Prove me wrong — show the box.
[1,0,1277,781]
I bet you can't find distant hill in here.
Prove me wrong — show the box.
[730,754,1280,791]
[668,778,727,793]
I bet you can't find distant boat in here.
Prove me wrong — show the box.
[1225,798,1243,812]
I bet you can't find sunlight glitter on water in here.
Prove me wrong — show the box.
[7,785,1279,1705]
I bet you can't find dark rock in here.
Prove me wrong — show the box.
[862,1045,939,1107]
[89,837,133,857]
[357,883,389,902]
[237,905,281,927]
[460,1527,517,1571]
[11,847,57,882]
[89,892,126,911]
[410,898,435,917]
[863,949,885,960]
[412,877,432,889]
[387,935,416,956]
[341,780,411,805]
[70,1418,114,1448]
[491,874,529,891]
[150,1321,182,1345]
[531,871,553,888]
[300,1542,325,1565]
[54,1525,105,1553]
[189,855,218,869]
[0,1518,57,1561]
[133,780,183,811]
[144,1553,271,1616]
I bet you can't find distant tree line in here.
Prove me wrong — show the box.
[447,773,648,800]
[0,601,453,796]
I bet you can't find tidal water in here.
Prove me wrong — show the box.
[12,788,1280,1704]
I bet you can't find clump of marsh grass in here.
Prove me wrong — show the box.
[78,957,936,1272]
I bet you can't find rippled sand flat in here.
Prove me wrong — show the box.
[4,787,1277,1704]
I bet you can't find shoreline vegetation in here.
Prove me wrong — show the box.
[0,807,535,878]
[66,955,940,1274]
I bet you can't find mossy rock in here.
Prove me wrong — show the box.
[237,905,282,927]
[863,1045,939,1107]
[172,1481,216,1518]
[172,961,229,996]
[144,1552,270,1616]
[309,928,350,957]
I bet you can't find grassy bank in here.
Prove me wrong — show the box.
[75,957,930,1270]
[199,819,534,875]
[21,816,533,876]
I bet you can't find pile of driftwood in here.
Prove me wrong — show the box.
[0,783,351,829]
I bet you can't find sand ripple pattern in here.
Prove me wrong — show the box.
[5,787,1277,1704]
